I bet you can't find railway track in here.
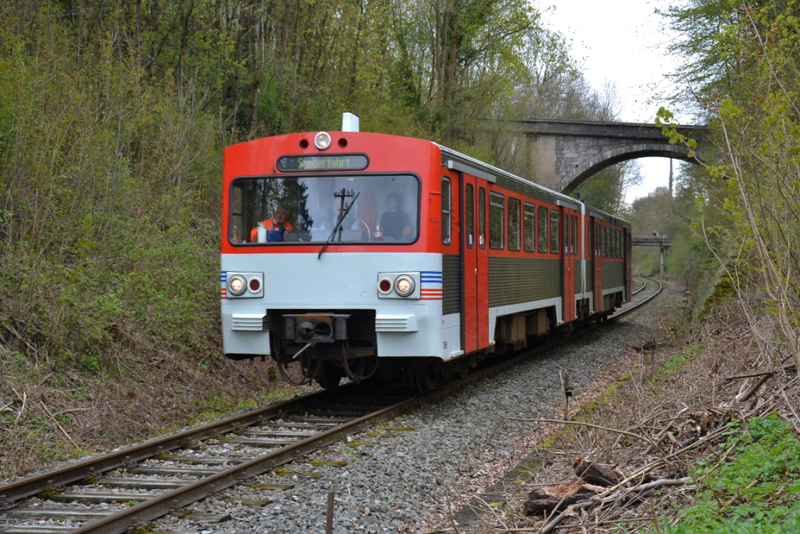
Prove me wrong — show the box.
[0,278,663,534]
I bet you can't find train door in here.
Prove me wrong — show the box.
[593,221,603,313]
[562,209,576,322]
[461,174,489,353]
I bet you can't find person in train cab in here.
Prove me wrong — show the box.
[379,192,411,241]
[250,205,294,242]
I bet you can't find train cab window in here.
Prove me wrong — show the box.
[550,210,560,254]
[229,173,419,244]
[442,177,452,245]
[508,197,521,251]
[537,206,548,253]
[479,187,486,249]
[489,192,504,250]
[466,183,474,248]
[229,187,244,243]
[523,202,535,252]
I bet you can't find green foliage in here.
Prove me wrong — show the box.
[660,415,800,533]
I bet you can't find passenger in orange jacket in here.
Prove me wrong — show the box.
[250,206,294,242]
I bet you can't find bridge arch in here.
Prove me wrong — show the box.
[571,143,698,192]
[500,119,710,193]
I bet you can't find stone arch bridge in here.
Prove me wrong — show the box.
[497,119,711,193]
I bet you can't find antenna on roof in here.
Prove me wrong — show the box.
[342,112,360,132]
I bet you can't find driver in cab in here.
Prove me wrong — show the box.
[251,206,294,242]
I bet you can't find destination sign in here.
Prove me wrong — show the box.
[277,154,369,172]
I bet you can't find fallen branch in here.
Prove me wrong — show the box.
[536,477,693,534]
[40,400,80,450]
[735,373,772,403]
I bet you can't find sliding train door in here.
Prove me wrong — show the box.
[461,174,489,353]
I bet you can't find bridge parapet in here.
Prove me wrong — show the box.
[632,237,672,247]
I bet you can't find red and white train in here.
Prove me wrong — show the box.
[221,116,631,389]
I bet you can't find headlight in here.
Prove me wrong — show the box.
[314,131,332,150]
[394,275,415,297]
[228,274,247,296]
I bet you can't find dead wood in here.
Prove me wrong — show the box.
[573,457,620,487]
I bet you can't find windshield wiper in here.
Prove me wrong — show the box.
[318,192,360,260]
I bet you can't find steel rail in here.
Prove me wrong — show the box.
[611,278,662,321]
[0,392,321,505]
[68,396,415,534]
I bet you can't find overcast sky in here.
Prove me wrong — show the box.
[539,0,689,203]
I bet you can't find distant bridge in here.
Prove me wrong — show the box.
[494,119,711,193]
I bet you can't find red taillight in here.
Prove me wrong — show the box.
[249,278,261,292]
[379,279,392,293]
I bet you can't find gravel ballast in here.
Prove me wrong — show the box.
[150,286,682,534]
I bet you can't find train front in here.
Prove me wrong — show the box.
[220,129,444,389]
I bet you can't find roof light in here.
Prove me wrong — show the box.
[314,132,332,150]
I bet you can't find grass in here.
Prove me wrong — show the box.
[659,415,800,533]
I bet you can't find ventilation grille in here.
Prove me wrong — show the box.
[232,314,266,331]
[375,314,418,332]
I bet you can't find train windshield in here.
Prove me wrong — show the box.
[229,174,419,245]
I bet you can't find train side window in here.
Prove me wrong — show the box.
[537,206,548,253]
[550,209,560,254]
[479,187,486,249]
[563,214,569,255]
[489,192,504,250]
[615,230,620,258]
[599,226,604,258]
[603,227,608,258]
[612,229,616,258]
[523,202,535,252]
[465,183,474,248]
[508,197,521,251]
[230,186,244,243]
[442,177,452,245]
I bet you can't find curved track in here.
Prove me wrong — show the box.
[0,278,663,534]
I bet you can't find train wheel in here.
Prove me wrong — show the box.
[337,345,378,384]
[314,362,343,391]
[412,361,439,391]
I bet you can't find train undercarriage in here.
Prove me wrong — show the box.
[260,293,623,391]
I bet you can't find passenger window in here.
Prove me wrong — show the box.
[508,197,521,251]
[550,210,560,254]
[524,202,535,252]
[442,178,451,245]
[466,184,474,248]
[489,192,504,250]
[537,206,548,253]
